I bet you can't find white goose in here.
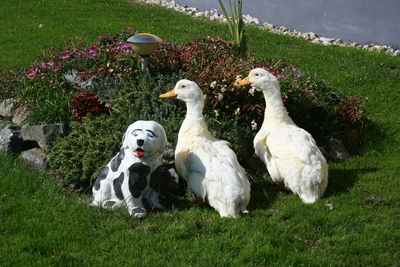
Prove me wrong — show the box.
[236,68,328,203]
[160,79,251,217]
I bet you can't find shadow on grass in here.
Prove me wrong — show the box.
[358,118,396,154]
[324,167,378,197]
[247,176,283,211]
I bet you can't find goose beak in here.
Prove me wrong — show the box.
[160,88,177,98]
[235,76,251,86]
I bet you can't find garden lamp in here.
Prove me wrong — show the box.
[127,33,161,73]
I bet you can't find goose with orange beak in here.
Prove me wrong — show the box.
[236,68,328,203]
[160,79,251,218]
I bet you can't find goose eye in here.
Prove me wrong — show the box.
[255,73,259,76]
[182,85,186,88]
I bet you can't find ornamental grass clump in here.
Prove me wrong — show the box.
[217,0,247,57]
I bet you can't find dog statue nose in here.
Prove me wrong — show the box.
[137,139,144,146]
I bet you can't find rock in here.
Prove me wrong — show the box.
[0,98,16,117]
[12,105,30,125]
[328,138,350,161]
[0,125,23,154]
[320,37,335,45]
[64,70,103,90]
[278,26,287,32]
[21,148,48,171]
[309,32,318,40]
[20,123,67,152]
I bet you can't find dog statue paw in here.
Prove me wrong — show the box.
[90,120,168,218]
[129,206,148,218]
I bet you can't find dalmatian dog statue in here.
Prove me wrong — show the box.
[90,120,168,218]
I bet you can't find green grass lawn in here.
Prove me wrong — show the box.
[1,0,399,265]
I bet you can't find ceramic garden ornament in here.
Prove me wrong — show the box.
[90,120,168,218]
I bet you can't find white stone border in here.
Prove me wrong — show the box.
[142,0,400,57]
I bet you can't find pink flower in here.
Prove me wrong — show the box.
[123,49,133,54]
[292,67,298,71]
[125,27,133,31]
[61,55,69,60]
[75,52,85,57]
[296,74,302,78]
[98,36,113,40]
[53,68,61,73]
[283,95,288,99]
[46,62,54,66]
[88,49,96,54]
[122,44,132,49]
[27,68,38,77]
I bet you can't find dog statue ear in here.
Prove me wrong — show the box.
[122,123,135,148]
[155,122,168,153]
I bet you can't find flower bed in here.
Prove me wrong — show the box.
[0,29,366,188]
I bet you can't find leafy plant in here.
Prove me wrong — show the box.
[71,91,110,122]
[217,0,247,57]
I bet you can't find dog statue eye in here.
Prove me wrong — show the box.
[133,132,139,137]
[148,133,155,139]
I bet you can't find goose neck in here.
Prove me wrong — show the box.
[185,99,204,119]
[262,90,291,123]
